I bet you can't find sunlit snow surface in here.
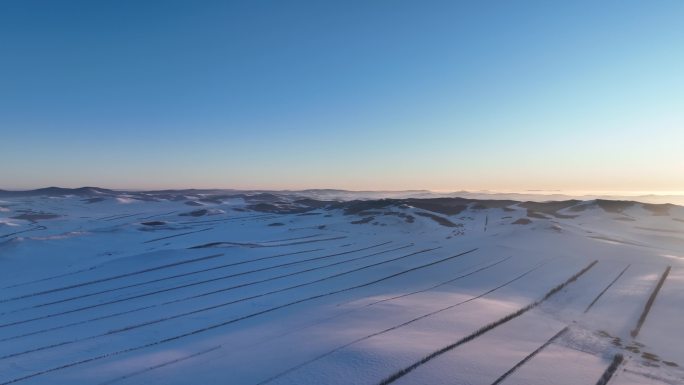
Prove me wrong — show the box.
[1,191,683,385]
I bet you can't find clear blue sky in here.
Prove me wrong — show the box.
[1,0,682,191]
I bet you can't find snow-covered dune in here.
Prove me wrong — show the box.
[0,190,682,385]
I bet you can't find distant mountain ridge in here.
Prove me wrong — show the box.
[0,187,681,213]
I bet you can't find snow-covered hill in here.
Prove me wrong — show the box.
[1,189,683,385]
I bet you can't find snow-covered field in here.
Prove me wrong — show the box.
[1,188,683,385]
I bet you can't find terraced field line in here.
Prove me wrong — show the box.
[177,214,277,225]
[1,265,98,290]
[187,235,348,249]
[0,242,391,327]
[0,248,476,385]
[245,236,348,248]
[489,327,569,385]
[0,253,224,304]
[257,234,324,244]
[98,346,221,385]
[0,225,46,239]
[142,227,214,243]
[584,264,631,313]
[630,265,671,338]
[365,256,513,307]
[246,256,511,355]
[376,260,598,385]
[104,212,145,222]
[0,245,423,359]
[257,259,546,385]
[136,210,178,220]
[4,248,323,314]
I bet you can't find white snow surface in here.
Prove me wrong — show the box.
[0,193,683,385]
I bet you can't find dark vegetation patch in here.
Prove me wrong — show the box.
[268,222,285,227]
[141,221,166,226]
[642,203,673,216]
[351,216,374,225]
[415,212,458,227]
[355,210,384,216]
[0,186,116,198]
[336,200,396,215]
[596,200,635,214]
[297,212,321,216]
[11,211,60,222]
[663,361,679,367]
[512,218,532,225]
[520,200,580,218]
[293,198,336,209]
[335,197,516,217]
[198,196,229,205]
[317,225,326,229]
[526,210,549,219]
[185,201,204,206]
[179,209,208,217]
[382,211,415,223]
[407,198,468,215]
[613,216,635,221]
[247,203,311,214]
[82,197,105,203]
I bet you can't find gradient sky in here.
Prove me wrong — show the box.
[1,0,683,191]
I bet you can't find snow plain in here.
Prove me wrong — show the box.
[0,189,683,385]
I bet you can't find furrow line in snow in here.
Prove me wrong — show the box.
[142,227,214,243]
[376,260,598,385]
[584,264,631,313]
[2,248,322,315]
[198,255,517,363]
[595,353,624,385]
[103,212,146,222]
[136,210,178,220]
[257,258,548,385]
[0,244,419,359]
[187,235,348,249]
[489,327,569,385]
[0,241,392,327]
[0,226,47,239]
[0,253,225,304]
[1,239,317,293]
[98,346,222,385]
[0,248,476,385]
[1,265,98,290]
[630,265,671,338]
[364,255,514,307]
[177,214,279,225]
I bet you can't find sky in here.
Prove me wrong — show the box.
[1,0,683,192]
